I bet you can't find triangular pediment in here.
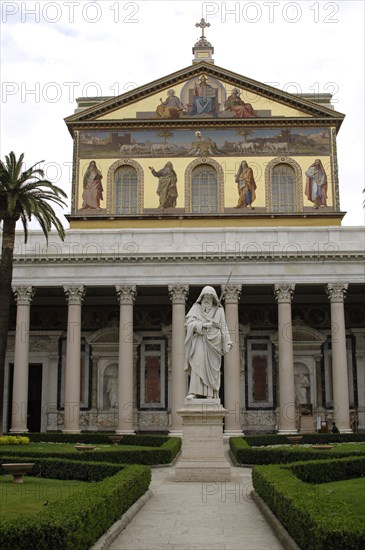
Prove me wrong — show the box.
[65,62,344,131]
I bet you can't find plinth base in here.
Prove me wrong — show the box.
[174,399,231,482]
[300,415,315,433]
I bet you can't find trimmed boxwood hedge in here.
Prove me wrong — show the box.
[12,432,169,447]
[245,433,365,447]
[290,455,365,484]
[252,457,365,550]
[230,436,365,465]
[0,456,124,481]
[0,462,151,550]
[0,437,181,465]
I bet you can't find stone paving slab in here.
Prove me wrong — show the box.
[109,464,284,550]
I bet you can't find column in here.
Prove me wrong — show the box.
[10,286,34,433]
[222,283,242,436]
[326,283,351,433]
[239,324,250,430]
[46,335,62,431]
[352,331,365,432]
[116,285,137,434]
[168,284,188,436]
[315,354,324,410]
[274,284,297,434]
[90,352,99,410]
[63,285,85,433]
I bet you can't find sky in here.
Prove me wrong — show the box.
[1,0,364,227]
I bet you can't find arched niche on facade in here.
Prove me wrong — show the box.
[107,158,144,214]
[271,319,326,409]
[87,327,142,411]
[265,156,303,212]
[184,157,225,213]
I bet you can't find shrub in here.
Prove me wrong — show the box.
[252,458,365,549]
[11,432,170,447]
[0,463,151,549]
[0,437,181,466]
[245,433,365,447]
[0,456,124,482]
[230,436,365,465]
[290,456,365,484]
[0,435,29,445]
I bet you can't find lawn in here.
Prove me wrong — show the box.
[0,476,89,519]
[321,477,365,519]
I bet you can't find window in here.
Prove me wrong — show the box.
[247,339,274,408]
[139,339,166,409]
[114,165,137,214]
[272,163,295,212]
[265,158,303,213]
[191,164,217,213]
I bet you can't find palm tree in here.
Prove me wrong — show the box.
[235,128,253,142]
[158,130,173,145]
[0,152,67,434]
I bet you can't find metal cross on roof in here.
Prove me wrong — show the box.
[195,18,210,38]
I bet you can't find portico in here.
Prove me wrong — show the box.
[3,227,363,435]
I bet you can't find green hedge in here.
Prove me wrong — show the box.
[245,433,365,447]
[0,456,124,481]
[1,463,151,550]
[12,432,168,447]
[230,437,365,465]
[0,437,181,466]
[290,455,365,484]
[252,458,365,549]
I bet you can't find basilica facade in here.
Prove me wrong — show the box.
[3,26,364,435]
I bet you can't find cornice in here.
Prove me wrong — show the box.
[66,117,344,135]
[12,250,365,266]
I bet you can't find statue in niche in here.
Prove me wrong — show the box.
[294,369,310,405]
[106,368,118,409]
[234,161,257,209]
[149,162,178,209]
[184,286,232,399]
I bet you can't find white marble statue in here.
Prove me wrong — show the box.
[294,372,310,404]
[106,370,118,409]
[184,286,232,399]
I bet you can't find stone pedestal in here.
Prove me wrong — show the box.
[175,399,231,482]
[300,415,315,433]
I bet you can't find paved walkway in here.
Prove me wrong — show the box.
[109,453,284,550]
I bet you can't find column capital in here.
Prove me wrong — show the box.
[326,283,348,303]
[13,285,34,305]
[168,284,189,304]
[116,284,137,305]
[222,283,242,304]
[274,283,295,303]
[64,285,85,305]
